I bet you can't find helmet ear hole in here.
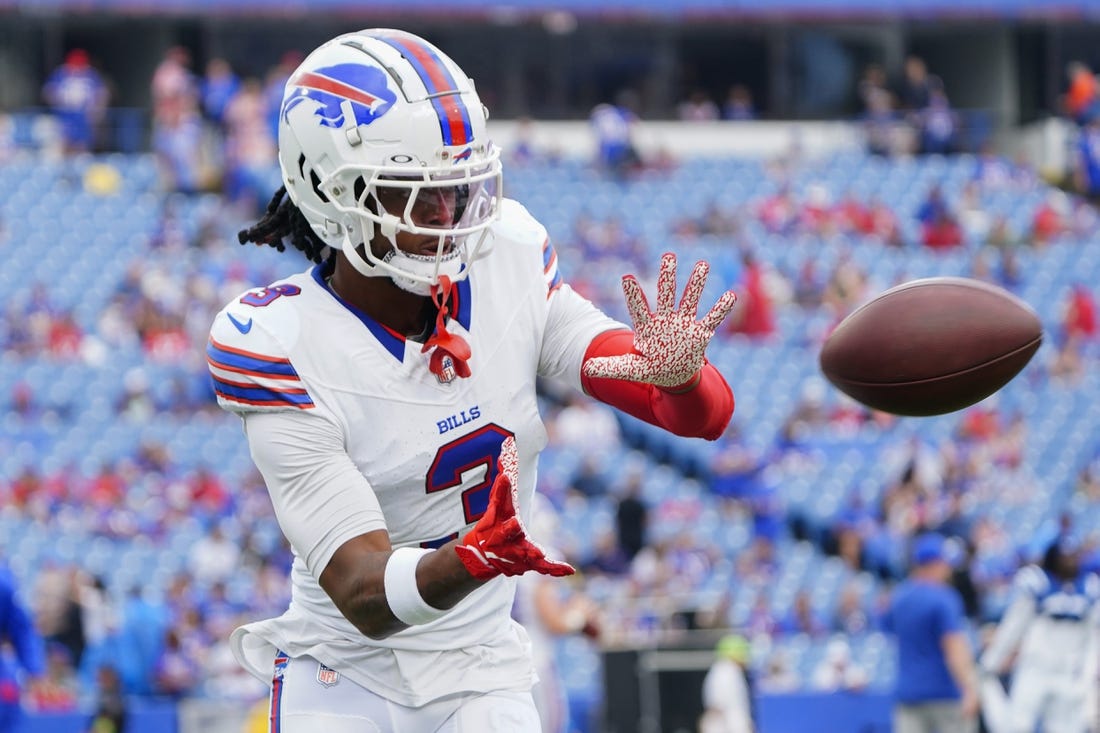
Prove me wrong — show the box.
[299,154,330,203]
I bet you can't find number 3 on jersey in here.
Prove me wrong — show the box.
[426,424,514,528]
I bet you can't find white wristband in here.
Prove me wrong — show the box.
[383,547,448,626]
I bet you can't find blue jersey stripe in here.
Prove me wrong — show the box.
[207,340,299,378]
[542,239,555,269]
[454,277,472,331]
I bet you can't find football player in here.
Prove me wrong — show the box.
[207,28,737,732]
[979,538,1100,733]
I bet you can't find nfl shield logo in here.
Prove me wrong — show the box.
[316,663,340,687]
[437,355,457,384]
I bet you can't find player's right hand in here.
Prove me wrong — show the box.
[455,437,575,581]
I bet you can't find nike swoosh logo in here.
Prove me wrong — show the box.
[227,313,253,334]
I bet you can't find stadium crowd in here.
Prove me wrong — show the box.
[1,40,1100,732]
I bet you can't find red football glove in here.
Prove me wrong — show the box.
[582,252,737,390]
[455,437,575,581]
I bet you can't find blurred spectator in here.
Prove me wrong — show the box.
[26,644,78,713]
[822,252,868,317]
[792,259,826,309]
[757,649,799,693]
[35,566,85,670]
[1063,61,1099,126]
[811,637,868,692]
[188,524,241,586]
[548,393,623,459]
[222,78,277,211]
[582,529,630,576]
[700,635,755,733]
[151,46,198,127]
[589,90,642,179]
[152,629,201,698]
[1075,459,1100,501]
[973,144,1017,190]
[0,562,45,733]
[710,424,765,499]
[1073,109,1100,203]
[508,116,544,165]
[724,252,776,339]
[189,467,231,517]
[985,215,1018,250]
[1031,191,1070,245]
[957,182,990,243]
[897,56,939,114]
[200,58,240,127]
[567,454,610,499]
[1062,283,1098,341]
[722,85,756,121]
[917,88,958,156]
[756,184,797,235]
[948,539,981,621]
[75,574,119,673]
[678,90,720,121]
[86,665,127,733]
[1048,333,1085,384]
[832,581,871,634]
[859,64,897,157]
[152,102,206,194]
[263,51,303,141]
[884,534,979,732]
[918,186,964,249]
[615,478,649,563]
[42,49,109,155]
[799,183,836,237]
[778,591,827,636]
[514,497,600,733]
[47,311,83,359]
[868,198,904,246]
[674,200,740,238]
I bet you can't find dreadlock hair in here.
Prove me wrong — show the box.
[238,186,333,265]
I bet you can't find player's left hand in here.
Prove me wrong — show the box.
[455,437,575,581]
[582,252,737,390]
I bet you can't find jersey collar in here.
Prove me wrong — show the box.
[311,262,472,363]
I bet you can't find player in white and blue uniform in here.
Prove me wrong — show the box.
[209,29,738,733]
[980,539,1100,733]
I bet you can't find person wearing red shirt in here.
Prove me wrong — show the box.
[725,252,775,338]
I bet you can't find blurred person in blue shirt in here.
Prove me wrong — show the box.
[0,564,45,732]
[42,49,108,155]
[200,58,240,128]
[885,533,979,733]
[589,90,642,180]
[1073,108,1100,204]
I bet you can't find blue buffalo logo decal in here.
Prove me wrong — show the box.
[282,64,397,129]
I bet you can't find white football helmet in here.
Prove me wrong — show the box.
[278,29,503,295]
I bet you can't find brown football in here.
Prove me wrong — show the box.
[819,277,1043,416]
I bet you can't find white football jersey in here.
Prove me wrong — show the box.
[207,199,623,706]
[982,564,1100,681]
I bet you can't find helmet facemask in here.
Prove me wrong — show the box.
[321,149,502,296]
